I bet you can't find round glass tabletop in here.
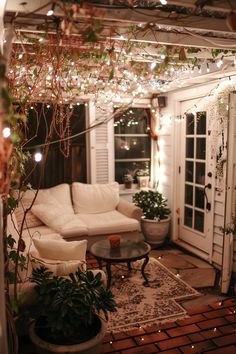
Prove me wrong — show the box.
[90,239,151,261]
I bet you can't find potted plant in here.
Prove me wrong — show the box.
[136,169,150,189]
[133,190,171,247]
[28,266,117,354]
[123,174,133,189]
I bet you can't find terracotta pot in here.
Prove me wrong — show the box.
[141,216,171,247]
[29,316,107,354]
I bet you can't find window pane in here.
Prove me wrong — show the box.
[115,136,151,159]
[185,161,194,182]
[184,207,193,228]
[195,187,204,209]
[186,138,194,158]
[185,184,193,205]
[195,162,205,185]
[114,108,150,134]
[115,161,150,184]
[186,113,194,135]
[196,111,206,134]
[194,210,204,232]
[196,138,206,160]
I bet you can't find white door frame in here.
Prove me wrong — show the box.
[172,95,214,262]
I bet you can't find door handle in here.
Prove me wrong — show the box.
[204,184,212,211]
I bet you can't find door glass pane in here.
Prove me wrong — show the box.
[195,187,204,209]
[186,113,194,134]
[186,138,194,158]
[185,161,194,182]
[196,112,206,134]
[184,207,193,227]
[196,138,206,160]
[195,162,205,185]
[194,210,204,232]
[185,184,193,205]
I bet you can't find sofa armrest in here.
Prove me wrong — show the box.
[116,199,142,221]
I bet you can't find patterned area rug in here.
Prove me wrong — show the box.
[108,257,200,332]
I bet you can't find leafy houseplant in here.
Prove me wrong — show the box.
[133,190,171,247]
[123,174,133,189]
[29,266,117,353]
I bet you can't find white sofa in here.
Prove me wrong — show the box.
[14,182,142,246]
[8,182,142,284]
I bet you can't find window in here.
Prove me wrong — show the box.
[114,107,151,184]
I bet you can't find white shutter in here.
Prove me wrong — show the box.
[88,102,114,184]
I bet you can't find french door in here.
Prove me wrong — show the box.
[177,99,213,255]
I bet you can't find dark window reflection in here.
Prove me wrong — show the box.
[195,162,205,185]
[184,207,193,228]
[196,112,206,134]
[114,108,150,134]
[194,210,204,232]
[186,113,194,135]
[115,161,150,184]
[195,187,204,209]
[186,138,194,158]
[115,137,151,159]
[196,138,206,160]
[185,161,194,182]
[185,184,193,205]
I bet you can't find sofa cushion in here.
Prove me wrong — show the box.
[36,183,74,214]
[72,182,119,214]
[33,238,87,261]
[31,203,88,236]
[78,210,139,235]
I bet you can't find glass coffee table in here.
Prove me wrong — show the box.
[90,239,151,288]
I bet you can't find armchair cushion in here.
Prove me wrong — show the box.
[72,182,119,214]
[33,238,87,261]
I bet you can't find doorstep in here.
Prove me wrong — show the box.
[150,248,216,288]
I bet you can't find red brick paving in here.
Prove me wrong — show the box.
[87,255,236,353]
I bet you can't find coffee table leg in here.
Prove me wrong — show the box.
[106,261,112,289]
[97,258,103,270]
[141,256,149,287]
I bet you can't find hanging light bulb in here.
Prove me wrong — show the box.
[160,0,168,4]
[47,2,55,16]
[34,152,42,162]
[216,56,223,68]
[150,62,157,70]
[206,63,210,72]
[2,127,11,138]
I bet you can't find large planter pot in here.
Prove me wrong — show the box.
[141,216,171,247]
[29,316,107,354]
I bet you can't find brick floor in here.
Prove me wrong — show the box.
[79,253,236,354]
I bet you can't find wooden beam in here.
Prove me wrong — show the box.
[97,8,231,35]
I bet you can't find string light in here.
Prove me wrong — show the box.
[150,62,157,70]
[160,0,168,4]
[216,56,223,68]
[2,127,11,138]
[34,152,42,162]
[207,63,210,72]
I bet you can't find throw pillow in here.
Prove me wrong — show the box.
[11,189,43,230]
[72,182,119,214]
[30,250,86,276]
[31,203,75,232]
[32,238,87,261]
